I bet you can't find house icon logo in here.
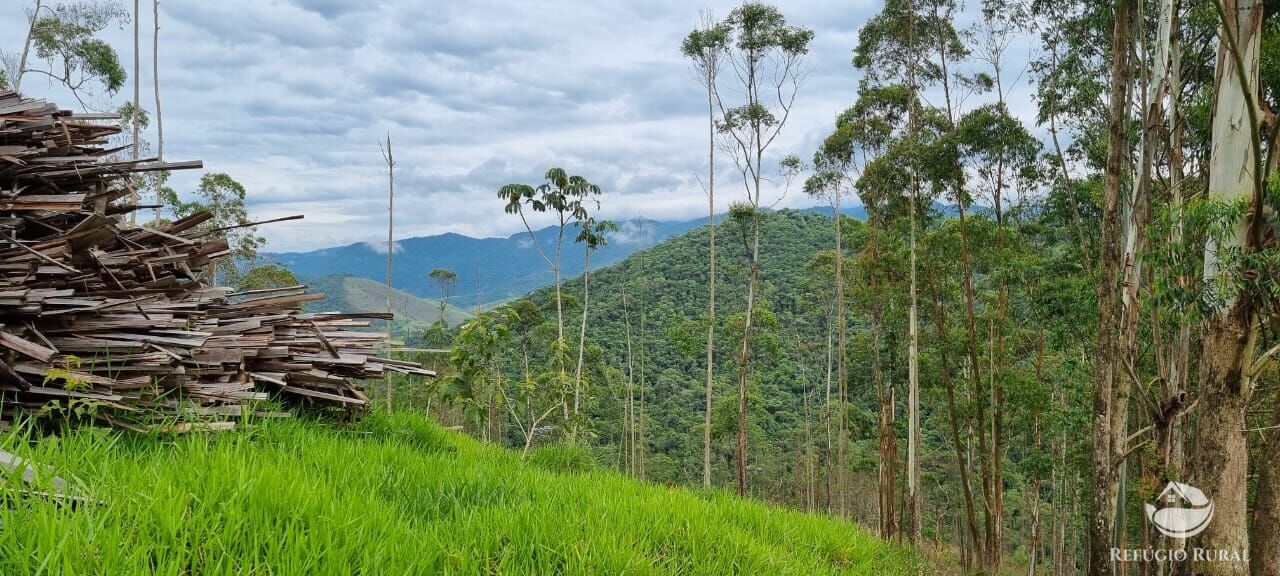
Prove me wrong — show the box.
[1145,481,1214,539]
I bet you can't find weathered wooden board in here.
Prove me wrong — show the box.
[0,93,426,427]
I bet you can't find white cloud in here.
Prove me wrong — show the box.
[0,0,1043,252]
[362,240,403,255]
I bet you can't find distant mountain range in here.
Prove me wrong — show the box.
[274,206,874,309]
[304,273,474,329]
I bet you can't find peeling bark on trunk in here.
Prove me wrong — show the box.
[1191,2,1263,575]
[1089,2,1134,575]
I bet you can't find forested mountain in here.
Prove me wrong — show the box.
[274,217,706,307]
[426,202,1096,569]
[276,209,874,308]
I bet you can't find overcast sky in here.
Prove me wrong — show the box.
[1,0,1039,252]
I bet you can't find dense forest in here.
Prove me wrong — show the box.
[3,0,1279,574]
[384,2,1280,576]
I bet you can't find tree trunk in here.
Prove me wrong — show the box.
[823,317,835,513]
[930,274,983,569]
[14,0,42,93]
[736,234,757,496]
[1251,384,1280,576]
[130,0,140,224]
[383,135,395,415]
[622,258,636,476]
[907,182,922,546]
[1089,3,1134,576]
[573,248,591,422]
[703,62,717,490]
[835,191,849,521]
[1191,2,1263,574]
[734,59,766,496]
[154,0,163,165]
[874,292,895,538]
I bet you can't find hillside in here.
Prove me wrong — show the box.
[305,273,473,332]
[0,413,918,575]
[507,209,859,489]
[273,208,874,309]
[274,216,708,307]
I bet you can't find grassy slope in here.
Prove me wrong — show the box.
[0,413,918,575]
[342,274,474,326]
[307,273,473,328]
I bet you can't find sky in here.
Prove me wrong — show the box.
[0,0,1040,252]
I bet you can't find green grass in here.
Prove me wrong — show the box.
[0,413,919,575]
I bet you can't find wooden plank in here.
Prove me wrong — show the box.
[0,331,56,362]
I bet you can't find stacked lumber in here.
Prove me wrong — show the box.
[0,92,429,426]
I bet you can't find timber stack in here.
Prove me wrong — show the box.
[0,92,428,428]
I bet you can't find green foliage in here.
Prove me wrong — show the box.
[498,167,600,223]
[724,2,814,56]
[449,312,513,431]
[681,19,731,64]
[158,172,263,285]
[233,263,299,292]
[25,1,130,101]
[852,0,966,88]
[0,413,917,574]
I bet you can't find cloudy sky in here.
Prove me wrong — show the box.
[1,0,1038,252]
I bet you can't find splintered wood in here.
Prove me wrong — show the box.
[0,92,429,426]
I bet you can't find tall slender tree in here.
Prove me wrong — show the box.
[380,134,395,414]
[681,11,729,490]
[854,0,963,546]
[712,2,812,496]
[1090,2,1135,575]
[129,0,139,223]
[572,217,618,421]
[429,268,457,323]
[12,1,129,108]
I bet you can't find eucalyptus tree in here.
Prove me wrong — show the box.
[681,11,730,490]
[711,2,812,496]
[158,173,263,288]
[804,103,884,515]
[854,0,967,546]
[8,0,129,108]
[824,82,913,539]
[951,100,1044,567]
[1089,2,1136,575]
[853,108,915,542]
[571,217,619,425]
[1191,2,1268,573]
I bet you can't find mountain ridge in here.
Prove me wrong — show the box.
[272,206,874,307]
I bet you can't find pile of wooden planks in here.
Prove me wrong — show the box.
[0,92,428,426]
